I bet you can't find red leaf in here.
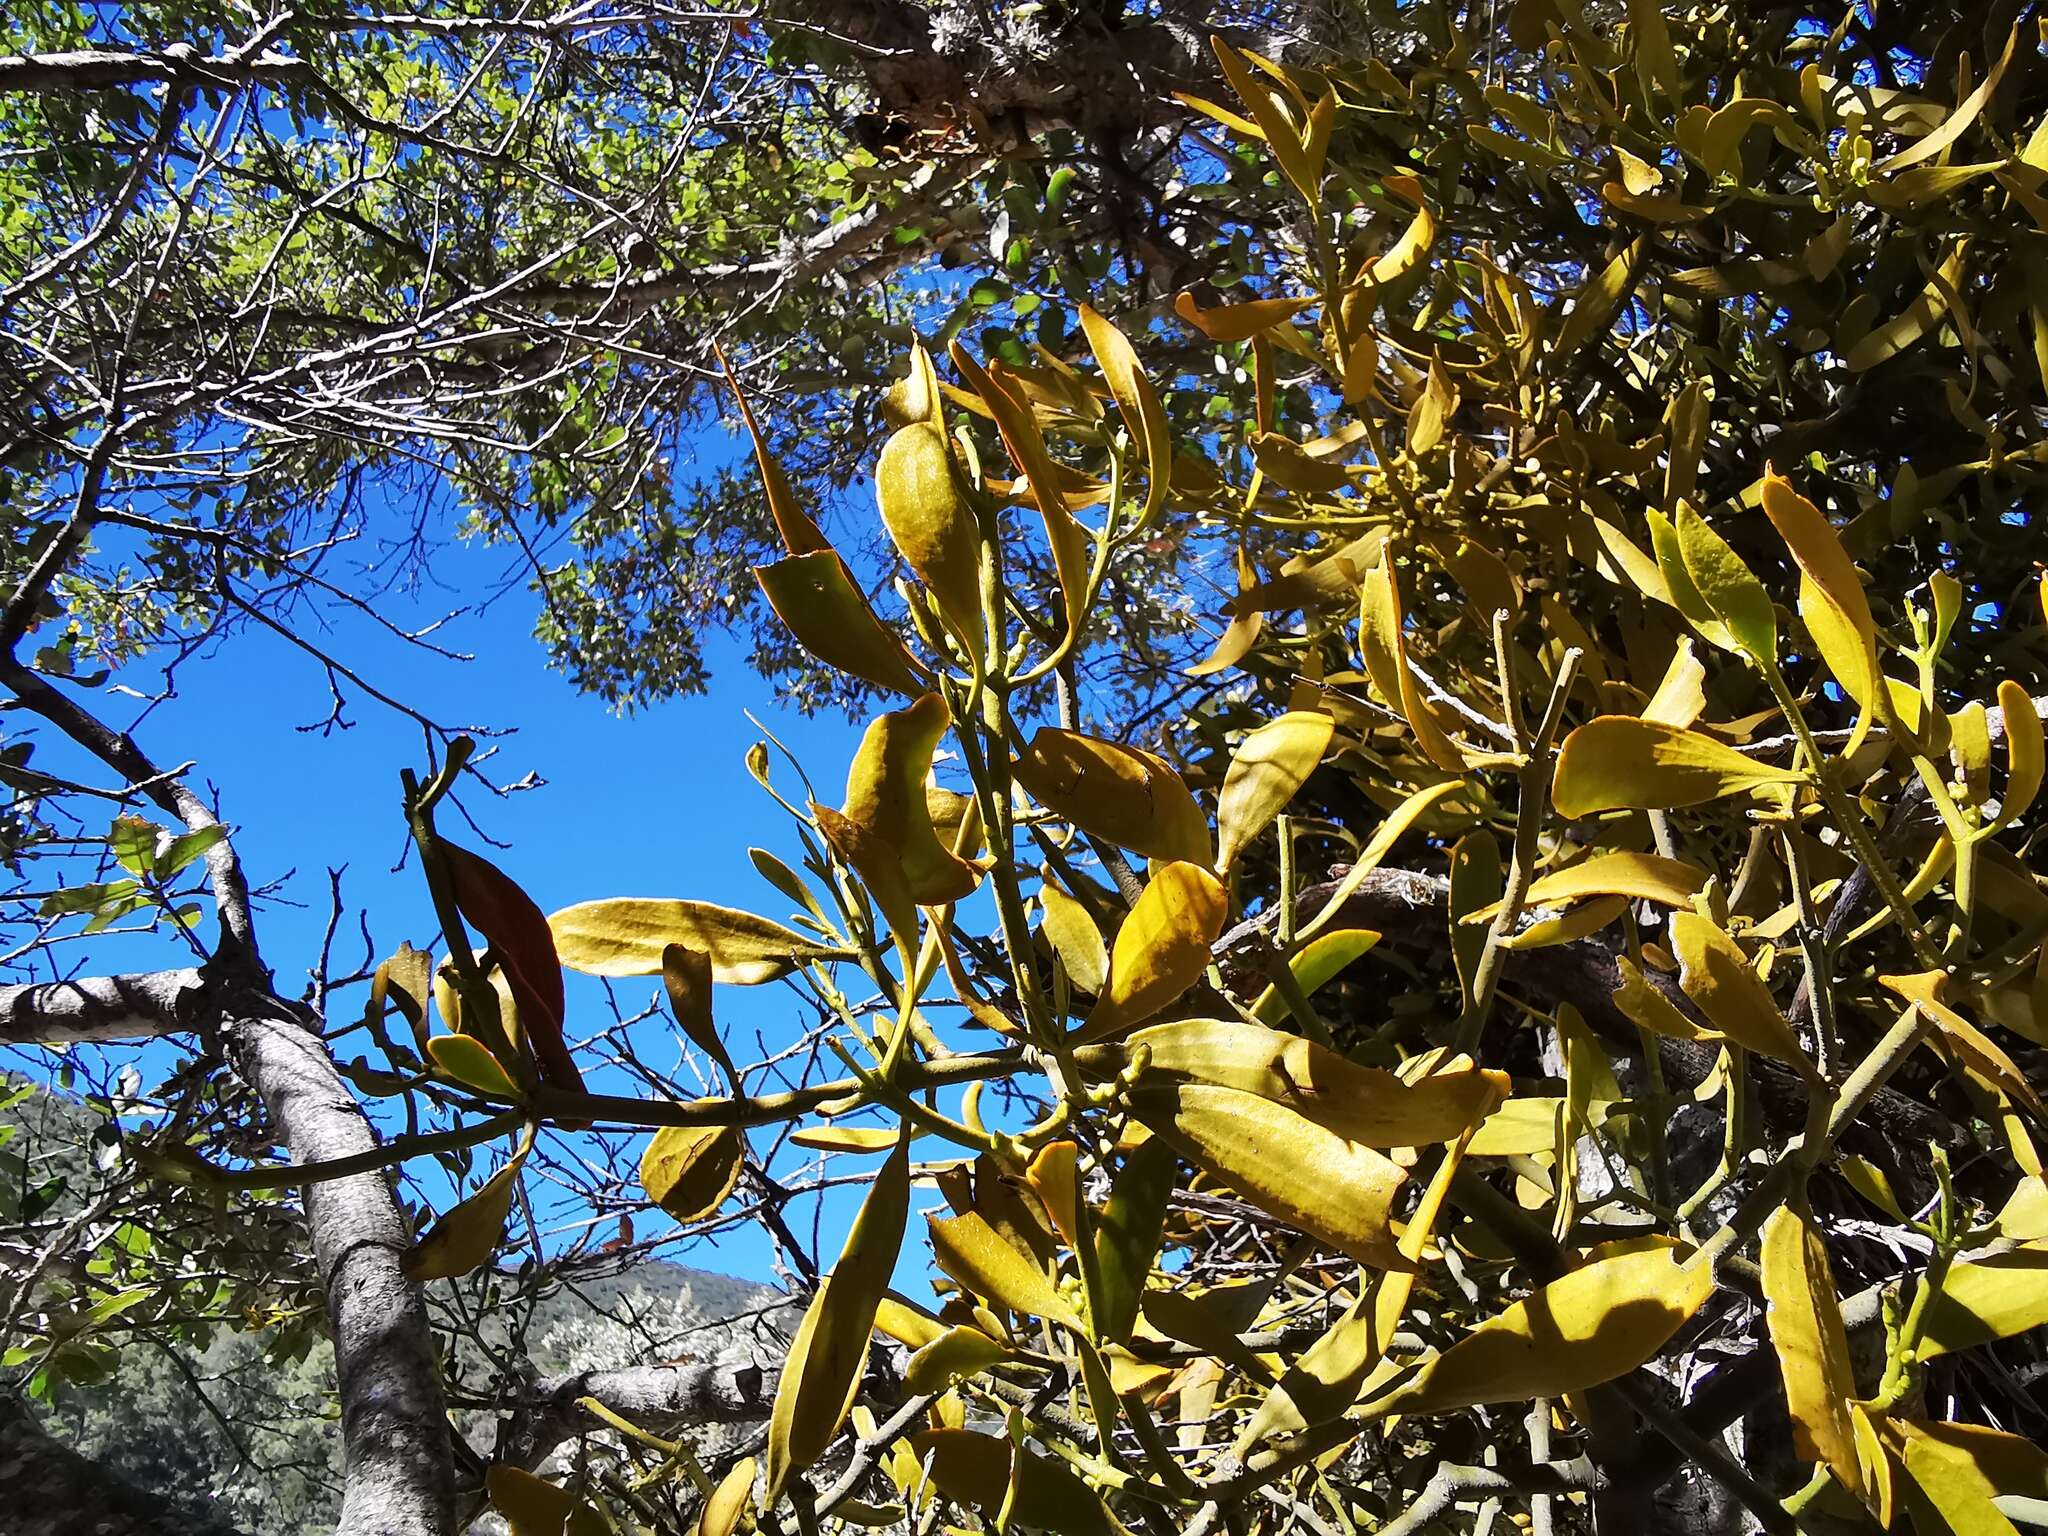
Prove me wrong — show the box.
[443,843,584,1094]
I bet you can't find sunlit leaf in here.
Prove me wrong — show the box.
[1761,1200,1864,1500]
[1552,717,1799,817]
[551,899,845,984]
[767,1137,911,1496]
[929,1210,1082,1329]
[1081,862,1228,1038]
[1014,727,1211,867]
[1372,1242,1715,1413]
[1216,710,1333,871]
[640,1123,746,1223]
[877,423,983,663]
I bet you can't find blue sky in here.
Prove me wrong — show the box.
[29,479,896,1287]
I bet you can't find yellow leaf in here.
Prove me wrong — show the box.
[1846,241,1967,372]
[696,1456,757,1536]
[928,1210,1083,1329]
[405,1132,531,1282]
[766,1138,911,1496]
[1995,680,2043,830]
[1014,727,1211,866]
[1881,971,2048,1120]
[876,423,983,662]
[717,345,828,556]
[1552,716,1799,817]
[1300,779,1470,942]
[1504,850,1710,912]
[551,898,844,984]
[1501,893,1630,950]
[1671,912,1815,1073]
[1761,1201,1865,1499]
[1470,1096,1573,1157]
[755,551,928,697]
[1173,289,1311,341]
[873,1297,947,1350]
[880,339,942,429]
[1406,356,1458,455]
[1188,548,1263,677]
[662,943,736,1081]
[1359,548,1467,771]
[840,693,979,906]
[1130,1080,1408,1266]
[909,1430,1114,1536]
[1216,711,1334,870]
[1125,1018,1504,1146]
[1920,1243,2048,1357]
[1039,879,1108,996]
[904,1325,1010,1395]
[1900,1428,2025,1536]
[790,1125,911,1152]
[1611,954,1717,1044]
[950,344,1091,668]
[1373,1242,1715,1413]
[1252,928,1381,1023]
[1244,1124,1473,1442]
[640,1123,746,1223]
[1081,862,1228,1038]
[1762,469,1880,708]
[1641,639,1707,728]
[487,1465,605,1536]
[426,1034,521,1098]
[1024,1140,1082,1249]
[1080,305,1173,528]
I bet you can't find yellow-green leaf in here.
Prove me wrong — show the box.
[1507,850,1710,912]
[551,899,844,984]
[640,1123,746,1223]
[1675,504,1775,662]
[487,1465,605,1536]
[405,1140,529,1282]
[1216,711,1334,871]
[1995,680,2043,830]
[904,1325,1010,1394]
[1761,1201,1864,1498]
[756,550,929,698]
[767,1139,911,1497]
[928,1210,1082,1330]
[1252,928,1382,1023]
[1551,239,1643,360]
[840,693,980,906]
[1552,716,1799,818]
[1080,304,1173,527]
[1129,1080,1408,1266]
[1671,913,1815,1073]
[698,1456,757,1536]
[1091,1136,1176,1344]
[1920,1243,2048,1357]
[1081,862,1228,1038]
[1761,470,1880,708]
[1359,548,1467,771]
[1126,1018,1505,1146]
[1039,879,1108,996]
[877,423,983,662]
[1014,727,1211,866]
[1372,1242,1715,1413]
[662,943,736,1082]
[426,1034,521,1098]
